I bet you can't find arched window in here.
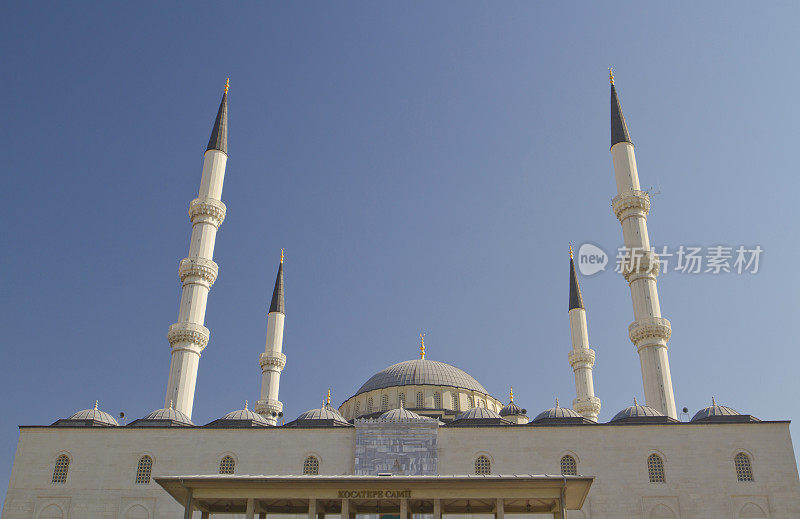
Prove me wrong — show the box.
[355,402,361,416]
[477,399,484,408]
[416,391,424,408]
[381,394,389,411]
[433,392,442,409]
[475,455,491,475]
[647,454,665,483]
[560,455,577,475]
[124,504,150,519]
[366,397,374,413]
[398,392,405,408]
[451,393,460,411]
[734,452,754,481]
[51,454,69,484]
[39,504,64,519]
[468,395,475,408]
[135,455,153,484]
[219,455,235,474]
[303,456,320,475]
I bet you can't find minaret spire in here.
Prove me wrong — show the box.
[610,69,632,148]
[567,245,601,422]
[256,252,287,425]
[207,79,228,154]
[164,83,230,418]
[609,74,677,419]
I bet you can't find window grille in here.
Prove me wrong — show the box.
[475,455,491,475]
[303,456,319,475]
[51,454,69,484]
[366,397,374,413]
[451,393,460,411]
[647,454,665,483]
[433,392,442,409]
[734,452,753,481]
[468,395,475,408]
[560,455,577,476]
[219,455,235,474]
[381,394,389,411]
[135,455,152,484]
[355,402,360,416]
[416,391,424,408]
[398,393,405,408]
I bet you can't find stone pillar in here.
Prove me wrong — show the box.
[246,498,255,519]
[495,498,504,519]
[399,499,408,519]
[341,499,350,519]
[183,488,194,519]
[433,499,441,519]
[308,499,317,519]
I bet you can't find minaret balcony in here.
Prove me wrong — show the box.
[259,352,287,371]
[573,396,601,417]
[628,317,672,345]
[568,348,596,368]
[167,322,210,351]
[189,197,227,228]
[620,249,661,283]
[179,257,219,288]
[612,190,650,222]
[255,399,283,419]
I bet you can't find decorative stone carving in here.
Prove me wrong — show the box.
[167,322,210,350]
[612,190,650,222]
[189,197,227,228]
[568,348,596,368]
[178,257,219,288]
[620,249,661,283]
[629,317,672,344]
[259,352,287,371]
[255,399,283,418]
[573,396,601,417]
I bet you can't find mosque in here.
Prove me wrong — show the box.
[3,74,799,519]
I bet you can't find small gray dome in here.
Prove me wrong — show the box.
[354,359,489,397]
[68,404,119,426]
[142,407,194,425]
[297,404,348,423]
[691,399,741,422]
[222,408,270,425]
[377,408,426,422]
[533,405,582,422]
[455,407,503,420]
[611,402,663,422]
[499,401,527,417]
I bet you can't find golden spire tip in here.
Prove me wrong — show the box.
[94,400,98,410]
[326,389,331,406]
[419,333,426,359]
[569,243,573,259]
[225,77,230,94]
[280,248,284,264]
[245,400,248,410]
[509,387,514,402]
[609,68,615,85]
[555,397,559,408]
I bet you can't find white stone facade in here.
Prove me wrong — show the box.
[3,422,798,518]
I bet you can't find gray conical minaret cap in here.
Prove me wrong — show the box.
[269,255,285,314]
[610,79,632,148]
[569,247,584,310]
[207,81,228,154]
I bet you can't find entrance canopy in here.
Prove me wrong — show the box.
[155,474,593,519]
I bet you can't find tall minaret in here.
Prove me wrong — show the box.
[609,70,677,418]
[255,251,286,425]
[164,80,229,418]
[568,245,601,422]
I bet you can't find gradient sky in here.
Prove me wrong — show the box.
[2,2,799,506]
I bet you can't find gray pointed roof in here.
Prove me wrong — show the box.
[353,359,489,398]
[569,255,584,310]
[269,261,284,314]
[206,91,228,154]
[611,84,632,148]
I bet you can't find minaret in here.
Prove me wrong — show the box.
[609,70,677,418]
[567,245,601,422]
[255,251,286,425]
[164,80,229,418]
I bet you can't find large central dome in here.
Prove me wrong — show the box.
[354,359,489,397]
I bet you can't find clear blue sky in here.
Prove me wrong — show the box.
[2,2,799,505]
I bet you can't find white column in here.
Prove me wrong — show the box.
[165,143,228,418]
[399,499,408,519]
[340,499,350,519]
[568,307,600,421]
[611,140,676,418]
[246,498,255,519]
[183,488,194,519]
[256,260,286,425]
[495,499,504,519]
[308,499,317,519]
[433,499,441,519]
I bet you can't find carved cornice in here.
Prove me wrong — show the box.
[255,399,283,418]
[573,396,601,416]
[179,257,219,287]
[568,348,596,368]
[629,317,672,345]
[189,198,227,228]
[620,249,661,283]
[612,190,650,222]
[167,322,210,351]
[259,352,287,371]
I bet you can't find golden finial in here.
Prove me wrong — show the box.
[633,396,638,406]
[419,333,426,359]
[555,397,560,408]
[712,396,716,406]
[244,400,248,410]
[609,68,615,85]
[224,77,230,94]
[280,248,284,264]
[569,243,574,259]
[509,387,514,402]
[94,400,98,410]
[326,389,331,406]
[169,400,173,410]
